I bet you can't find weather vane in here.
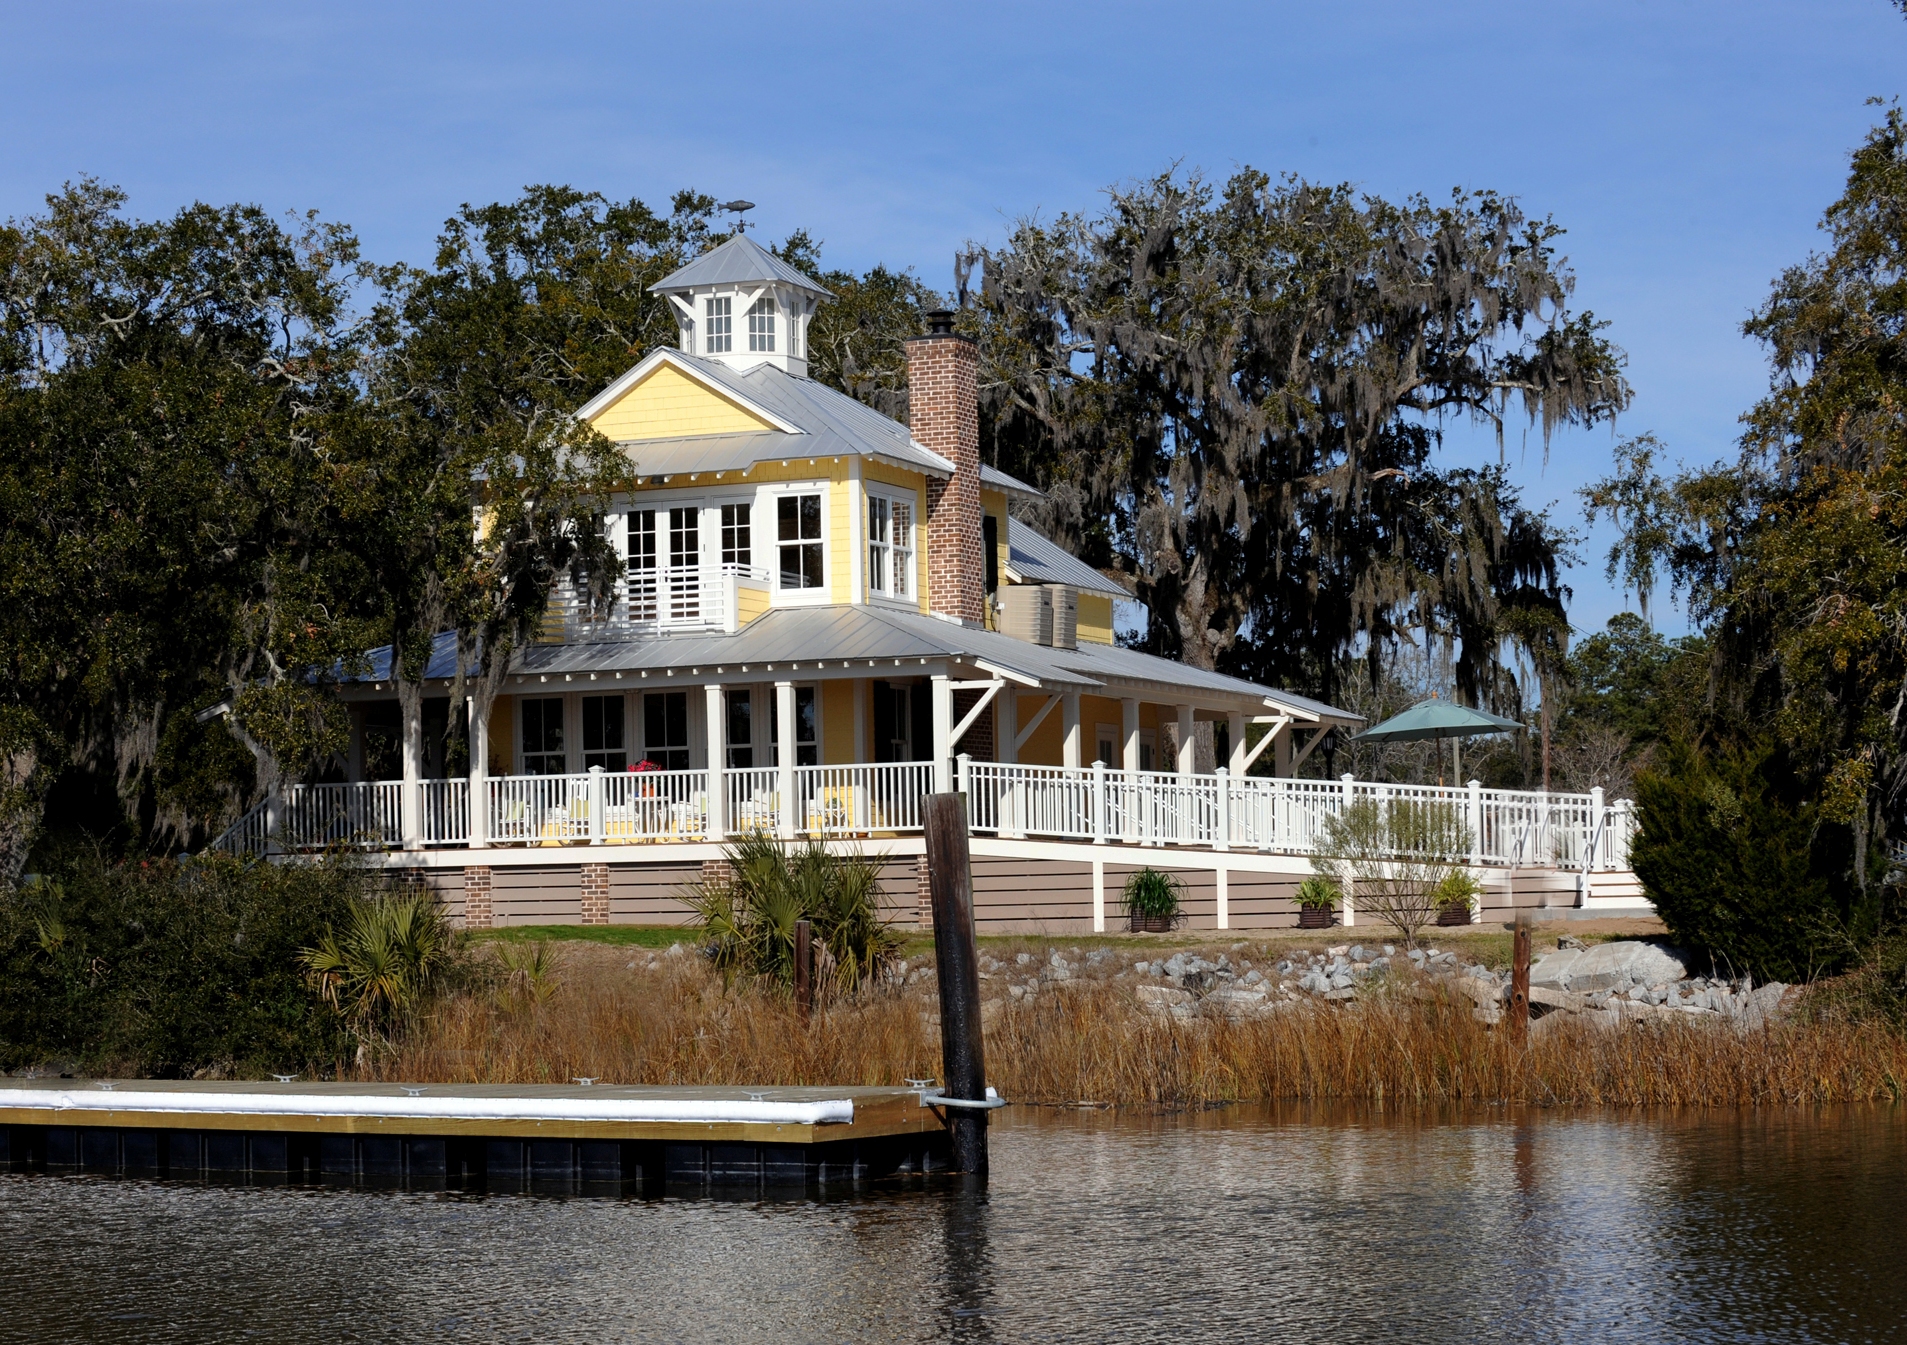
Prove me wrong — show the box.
[720,200,756,233]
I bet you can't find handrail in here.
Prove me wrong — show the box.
[213,766,1634,870]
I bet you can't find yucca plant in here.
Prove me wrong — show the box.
[688,834,902,995]
[301,890,462,1044]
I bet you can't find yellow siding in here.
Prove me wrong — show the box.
[1013,692,1066,767]
[736,581,771,624]
[820,680,856,765]
[588,362,778,441]
[1077,593,1115,645]
[828,468,853,604]
[488,698,515,775]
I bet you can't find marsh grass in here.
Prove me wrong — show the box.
[371,941,1907,1107]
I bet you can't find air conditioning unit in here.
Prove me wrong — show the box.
[1001,584,1078,648]
[1046,585,1078,649]
[1000,584,1053,645]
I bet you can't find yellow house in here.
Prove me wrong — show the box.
[297,236,1432,933]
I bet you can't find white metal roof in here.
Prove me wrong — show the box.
[650,235,834,299]
[1005,520,1126,598]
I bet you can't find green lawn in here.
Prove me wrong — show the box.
[469,925,700,949]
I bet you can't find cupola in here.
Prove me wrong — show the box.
[650,234,833,377]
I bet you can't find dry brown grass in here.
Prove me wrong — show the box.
[366,942,1907,1108]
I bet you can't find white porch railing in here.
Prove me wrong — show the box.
[552,563,771,639]
[209,762,1635,874]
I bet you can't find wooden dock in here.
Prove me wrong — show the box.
[0,1079,953,1195]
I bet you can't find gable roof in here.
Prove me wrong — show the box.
[651,235,834,299]
[576,348,1045,495]
[1005,520,1126,598]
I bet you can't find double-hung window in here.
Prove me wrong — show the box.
[867,494,914,600]
[704,296,732,354]
[769,687,819,767]
[521,698,567,775]
[643,692,691,771]
[720,502,751,569]
[581,695,626,772]
[777,493,824,590]
[725,689,753,768]
[747,297,776,352]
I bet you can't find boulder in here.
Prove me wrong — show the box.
[1566,941,1689,993]
[1528,948,1582,989]
[1136,984,1192,1007]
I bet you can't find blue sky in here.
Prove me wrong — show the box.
[6,0,1904,637]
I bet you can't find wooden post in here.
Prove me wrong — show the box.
[924,792,988,1176]
[793,918,813,1021]
[1509,912,1532,1043]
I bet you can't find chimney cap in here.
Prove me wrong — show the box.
[924,309,957,336]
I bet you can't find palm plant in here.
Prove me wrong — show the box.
[689,834,902,995]
[300,890,461,1043]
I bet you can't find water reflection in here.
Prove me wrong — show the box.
[0,1106,1902,1343]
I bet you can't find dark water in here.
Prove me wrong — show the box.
[2,1106,1903,1343]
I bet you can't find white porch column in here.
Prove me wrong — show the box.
[400,693,423,851]
[1092,858,1106,932]
[1216,866,1229,931]
[1227,711,1246,776]
[1176,703,1195,776]
[1062,692,1082,769]
[776,680,797,839]
[704,683,726,840]
[468,697,489,849]
[931,674,954,793]
[1121,697,1141,844]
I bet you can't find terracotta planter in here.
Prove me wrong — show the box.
[1436,904,1473,927]
[1297,905,1335,929]
[1128,911,1176,933]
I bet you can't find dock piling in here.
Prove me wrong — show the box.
[794,918,813,1020]
[1509,912,1532,1042]
[924,792,988,1177]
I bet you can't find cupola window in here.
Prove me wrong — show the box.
[747,297,776,352]
[704,296,732,354]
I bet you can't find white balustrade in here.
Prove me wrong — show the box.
[204,762,1635,873]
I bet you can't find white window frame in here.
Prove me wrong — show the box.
[704,295,732,354]
[747,296,776,352]
[865,488,916,605]
[768,484,830,604]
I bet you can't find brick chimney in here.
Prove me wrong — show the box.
[908,310,985,625]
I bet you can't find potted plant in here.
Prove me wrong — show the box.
[1433,872,1482,927]
[1295,876,1340,929]
[1124,867,1184,933]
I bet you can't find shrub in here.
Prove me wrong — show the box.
[0,855,366,1076]
[1631,741,1884,983]
[1123,867,1184,924]
[688,834,901,994]
[1312,797,1472,948]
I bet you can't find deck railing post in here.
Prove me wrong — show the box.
[1215,768,1230,852]
[589,766,605,845]
[957,752,972,804]
[1589,786,1606,869]
[1469,778,1484,866]
[1092,759,1107,845]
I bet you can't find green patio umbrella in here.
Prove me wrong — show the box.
[1351,699,1524,783]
